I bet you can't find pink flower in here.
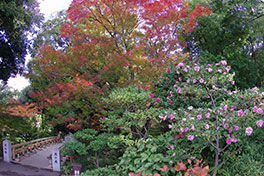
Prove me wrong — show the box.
[102,116,105,120]
[199,79,204,83]
[226,66,231,72]
[234,126,239,130]
[245,127,253,136]
[159,115,166,120]
[177,87,182,93]
[191,124,195,131]
[197,115,202,120]
[184,68,188,72]
[226,139,231,145]
[187,135,194,141]
[67,150,70,153]
[224,124,229,129]
[178,63,184,68]
[232,81,235,85]
[168,69,171,72]
[194,66,200,72]
[170,145,174,150]
[150,93,154,98]
[183,96,186,100]
[188,106,193,110]
[256,120,263,127]
[169,100,174,104]
[221,60,227,66]
[216,126,220,131]
[137,85,141,88]
[168,125,172,129]
[253,106,258,112]
[168,114,175,119]
[228,127,232,133]
[187,79,190,83]
[145,87,149,90]
[208,68,213,72]
[238,109,244,116]
[185,128,189,132]
[71,156,74,159]
[156,98,160,103]
[193,79,197,84]
[257,108,263,114]
[205,124,210,129]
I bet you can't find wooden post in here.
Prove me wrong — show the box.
[3,140,11,162]
[52,148,61,172]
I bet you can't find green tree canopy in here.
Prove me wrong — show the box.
[0,0,43,81]
[184,0,264,89]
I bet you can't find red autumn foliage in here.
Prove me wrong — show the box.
[27,0,211,130]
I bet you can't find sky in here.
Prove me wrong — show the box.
[7,0,72,91]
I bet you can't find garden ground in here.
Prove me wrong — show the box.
[0,159,60,176]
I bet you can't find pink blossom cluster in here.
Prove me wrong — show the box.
[159,58,264,158]
[166,58,235,106]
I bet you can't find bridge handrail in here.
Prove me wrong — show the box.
[11,136,61,160]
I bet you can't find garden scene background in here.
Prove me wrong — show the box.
[1,0,264,175]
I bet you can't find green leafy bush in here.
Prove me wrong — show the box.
[102,85,164,139]
[62,128,124,170]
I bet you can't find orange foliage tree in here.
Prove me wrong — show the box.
[27,0,211,131]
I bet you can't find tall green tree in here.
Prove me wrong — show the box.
[184,0,264,88]
[0,0,43,81]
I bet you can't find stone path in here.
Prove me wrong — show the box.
[0,143,64,176]
[0,160,60,176]
[19,143,63,169]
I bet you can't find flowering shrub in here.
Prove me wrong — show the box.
[156,58,264,175]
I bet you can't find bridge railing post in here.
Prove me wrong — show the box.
[52,148,61,172]
[3,140,11,162]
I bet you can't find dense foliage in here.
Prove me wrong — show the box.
[2,0,264,175]
[26,0,211,131]
[78,58,264,176]
[184,0,264,89]
[0,0,43,81]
